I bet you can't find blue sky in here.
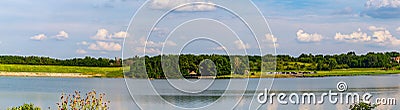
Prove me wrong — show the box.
[1,0,400,59]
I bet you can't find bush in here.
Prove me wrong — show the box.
[349,101,378,110]
[7,103,41,110]
[57,90,110,110]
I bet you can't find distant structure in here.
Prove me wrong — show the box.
[112,57,121,66]
[189,71,198,76]
[392,56,400,63]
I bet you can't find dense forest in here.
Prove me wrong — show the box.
[0,56,121,67]
[125,51,400,78]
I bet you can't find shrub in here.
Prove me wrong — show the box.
[57,90,110,110]
[7,103,41,110]
[349,101,378,110]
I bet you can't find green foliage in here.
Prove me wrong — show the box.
[124,51,400,78]
[7,103,41,110]
[57,90,110,110]
[349,101,379,110]
[0,56,121,67]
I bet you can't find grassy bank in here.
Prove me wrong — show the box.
[304,68,400,77]
[217,68,400,78]
[0,64,123,78]
[1,64,398,78]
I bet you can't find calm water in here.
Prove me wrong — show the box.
[0,75,399,110]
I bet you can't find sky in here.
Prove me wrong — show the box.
[1,0,400,59]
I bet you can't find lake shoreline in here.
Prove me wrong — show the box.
[0,72,95,78]
[1,71,398,79]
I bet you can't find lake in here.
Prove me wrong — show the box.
[0,74,399,109]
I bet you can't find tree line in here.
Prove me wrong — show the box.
[125,51,400,78]
[0,56,121,67]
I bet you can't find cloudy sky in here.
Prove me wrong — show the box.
[1,0,400,59]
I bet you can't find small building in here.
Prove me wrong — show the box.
[392,56,400,63]
[189,71,198,76]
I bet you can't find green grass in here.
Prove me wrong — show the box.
[0,64,124,78]
[217,68,400,79]
[305,68,400,77]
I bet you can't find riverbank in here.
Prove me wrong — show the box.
[0,64,123,78]
[1,64,399,78]
[0,72,95,78]
[218,68,400,78]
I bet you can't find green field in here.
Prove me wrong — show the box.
[0,64,124,78]
[304,68,400,77]
[218,68,400,78]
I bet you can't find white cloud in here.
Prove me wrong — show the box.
[91,29,109,40]
[54,31,69,40]
[88,41,122,51]
[363,0,400,18]
[77,41,89,45]
[111,31,127,39]
[139,37,177,47]
[334,28,371,42]
[369,26,400,45]
[366,0,400,9]
[76,49,87,54]
[368,26,386,31]
[30,34,47,41]
[396,27,400,32]
[135,47,161,54]
[296,30,323,42]
[265,33,279,47]
[149,0,216,12]
[234,40,250,50]
[335,26,400,46]
[91,29,127,40]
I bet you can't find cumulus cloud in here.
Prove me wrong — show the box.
[369,26,400,45]
[334,28,371,42]
[54,31,69,40]
[111,31,127,39]
[363,0,400,18]
[335,26,400,46]
[30,34,47,41]
[296,30,323,42]
[397,27,400,32]
[265,33,279,47]
[76,49,87,54]
[234,40,250,50]
[88,41,122,51]
[91,29,109,40]
[91,29,127,40]
[149,0,216,12]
